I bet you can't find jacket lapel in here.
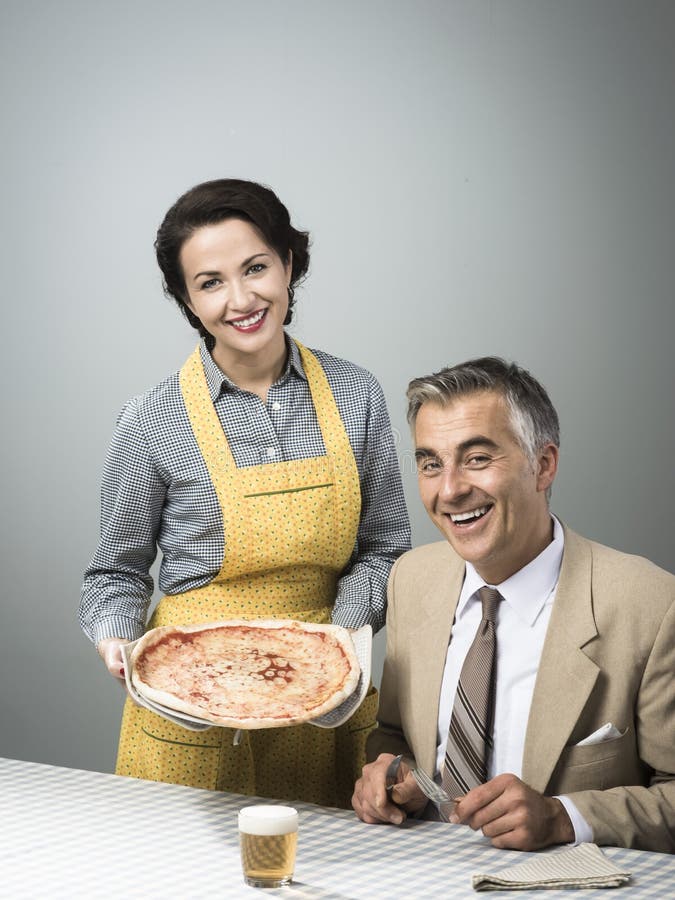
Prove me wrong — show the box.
[522,527,600,792]
[409,550,465,775]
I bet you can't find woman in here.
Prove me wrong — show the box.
[80,179,410,807]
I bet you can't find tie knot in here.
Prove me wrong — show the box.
[478,586,502,622]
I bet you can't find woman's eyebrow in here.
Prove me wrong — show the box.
[192,253,273,281]
[192,270,220,281]
[241,252,272,267]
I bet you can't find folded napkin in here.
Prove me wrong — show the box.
[472,842,631,891]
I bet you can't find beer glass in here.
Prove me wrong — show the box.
[238,805,299,888]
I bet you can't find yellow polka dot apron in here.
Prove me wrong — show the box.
[116,341,378,807]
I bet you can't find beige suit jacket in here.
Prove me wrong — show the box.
[368,525,675,852]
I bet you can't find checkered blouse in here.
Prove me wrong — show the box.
[80,338,411,644]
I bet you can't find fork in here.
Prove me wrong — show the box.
[385,755,457,807]
[409,765,458,807]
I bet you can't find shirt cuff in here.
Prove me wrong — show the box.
[92,616,146,646]
[555,795,594,844]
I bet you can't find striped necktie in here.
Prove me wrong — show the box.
[441,586,502,802]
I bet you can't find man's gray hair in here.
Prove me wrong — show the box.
[406,357,560,462]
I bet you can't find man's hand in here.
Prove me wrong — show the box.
[97,637,130,682]
[352,753,428,825]
[450,773,575,850]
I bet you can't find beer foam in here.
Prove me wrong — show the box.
[238,805,298,836]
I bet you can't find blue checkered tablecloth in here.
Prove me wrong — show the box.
[2,757,672,898]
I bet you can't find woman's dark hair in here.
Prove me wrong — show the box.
[155,179,310,345]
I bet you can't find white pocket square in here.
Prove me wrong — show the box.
[575,722,624,747]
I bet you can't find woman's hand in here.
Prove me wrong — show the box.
[97,637,130,682]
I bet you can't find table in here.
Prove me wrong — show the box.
[2,757,672,898]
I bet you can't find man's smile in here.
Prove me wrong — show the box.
[442,504,495,529]
[449,504,493,525]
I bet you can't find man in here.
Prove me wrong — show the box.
[352,357,674,852]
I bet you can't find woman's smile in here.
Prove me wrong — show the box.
[226,308,267,331]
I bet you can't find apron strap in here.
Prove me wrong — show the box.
[180,341,358,477]
[293,340,356,464]
[179,345,238,474]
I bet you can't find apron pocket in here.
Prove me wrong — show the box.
[116,701,223,790]
[334,685,379,808]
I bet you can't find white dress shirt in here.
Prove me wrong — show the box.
[434,516,591,842]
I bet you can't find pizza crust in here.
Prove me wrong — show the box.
[130,619,361,729]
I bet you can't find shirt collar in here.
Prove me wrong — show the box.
[457,515,564,626]
[286,336,308,382]
[198,334,307,401]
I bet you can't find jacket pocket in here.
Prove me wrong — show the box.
[551,726,642,793]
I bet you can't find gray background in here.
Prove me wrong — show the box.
[1,0,673,776]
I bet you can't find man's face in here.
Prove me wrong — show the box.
[414,391,558,584]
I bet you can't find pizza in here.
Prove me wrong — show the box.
[130,619,361,728]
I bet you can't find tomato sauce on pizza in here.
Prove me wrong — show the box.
[131,619,361,728]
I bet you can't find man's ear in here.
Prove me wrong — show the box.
[536,443,559,494]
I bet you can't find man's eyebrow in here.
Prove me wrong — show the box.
[456,436,500,454]
[414,448,438,461]
[414,437,500,460]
